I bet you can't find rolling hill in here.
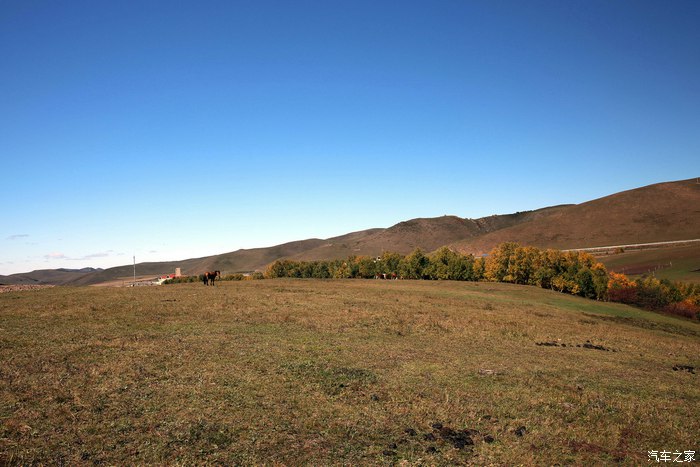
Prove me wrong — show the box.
[449,178,700,255]
[2,178,697,286]
[286,206,572,262]
[66,206,570,285]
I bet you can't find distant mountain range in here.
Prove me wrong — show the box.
[0,267,103,286]
[2,178,698,286]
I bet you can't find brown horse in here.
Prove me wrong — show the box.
[203,270,220,286]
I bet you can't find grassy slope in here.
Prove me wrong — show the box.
[1,280,698,465]
[597,244,700,284]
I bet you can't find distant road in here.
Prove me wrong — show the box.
[564,239,700,253]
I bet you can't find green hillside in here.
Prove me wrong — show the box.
[599,244,700,284]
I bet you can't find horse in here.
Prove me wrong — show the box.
[203,270,221,286]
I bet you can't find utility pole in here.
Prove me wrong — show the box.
[133,255,136,286]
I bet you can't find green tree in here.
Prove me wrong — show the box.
[312,261,331,279]
[428,247,475,280]
[399,248,430,279]
[380,252,402,276]
[356,256,377,279]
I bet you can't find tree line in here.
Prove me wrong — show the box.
[163,272,264,284]
[607,272,700,319]
[263,243,700,320]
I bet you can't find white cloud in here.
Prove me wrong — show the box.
[6,234,29,240]
[44,252,67,260]
[78,252,110,260]
[40,251,114,262]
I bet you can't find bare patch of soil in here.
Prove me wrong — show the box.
[388,422,496,455]
[535,340,618,352]
[672,365,695,374]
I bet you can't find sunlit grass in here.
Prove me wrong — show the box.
[1,280,698,464]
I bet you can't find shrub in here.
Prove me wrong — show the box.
[664,300,700,320]
[223,274,245,281]
[607,272,637,304]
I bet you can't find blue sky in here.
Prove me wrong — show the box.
[1,0,698,275]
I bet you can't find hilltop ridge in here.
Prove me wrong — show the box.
[450,178,700,254]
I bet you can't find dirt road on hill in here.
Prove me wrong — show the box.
[564,238,700,254]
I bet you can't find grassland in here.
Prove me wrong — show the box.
[1,280,699,465]
[598,244,700,284]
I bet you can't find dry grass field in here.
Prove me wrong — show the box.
[1,280,698,465]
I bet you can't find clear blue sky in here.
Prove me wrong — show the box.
[1,0,698,275]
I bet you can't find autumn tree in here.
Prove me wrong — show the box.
[484,242,519,282]
[509,246,539,285]
[473,256,486,280]
[607,272,636,303]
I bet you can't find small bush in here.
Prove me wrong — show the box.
[223,274,245,281]
[163,276,199,285]
[664,300,700,320]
